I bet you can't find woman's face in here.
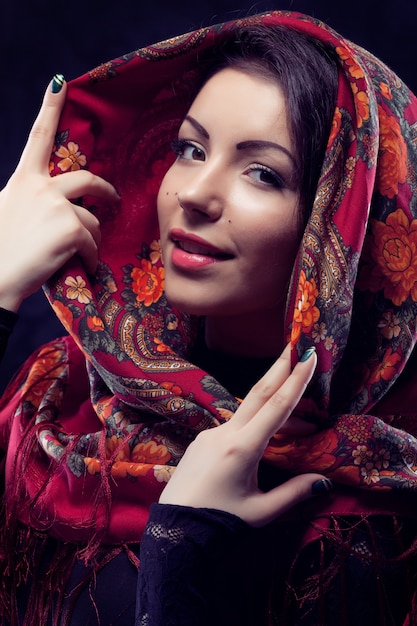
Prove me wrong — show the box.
[157,67,302,331]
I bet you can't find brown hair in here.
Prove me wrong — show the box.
[201,25,339,224]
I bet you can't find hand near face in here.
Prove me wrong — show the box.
[159,345,331,527]
[0,76,119,312]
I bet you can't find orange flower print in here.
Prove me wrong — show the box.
[351,84,369,128]
[265,427,339,473]
[87,315,105,332]
[51,300,73,333]
[21,344,66,403]
[376,105,407,199]
[377,310,401,339]
[131,259,164,306]
[373,448,391,470]
[352,444,382,485]
[55,141,87,172]
[65,275,93,304]
[352,444,372,466]
[291,270,320,344]
[360,465,380,485]
[324,335,334,351]
[85,457,101,475]
[161,381,183,396]
[131,441,172,465]
[366,208,417,305]
[336,46,365,80]
[328,107,342,146]
[95,396,114,422]
[150,239,162,265]
[379,82,393,100]
[369,347,402,385]
[105,435,130,462]
[154,337,174,354]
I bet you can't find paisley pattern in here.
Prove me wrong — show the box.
[2,11,417,548]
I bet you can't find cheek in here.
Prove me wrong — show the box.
[157,173,176,229]
[245,218,301,258]
[242,220,302,289]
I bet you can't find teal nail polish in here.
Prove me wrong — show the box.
[51,73,65,94]
[300,346,316,362]
[312,478,334,496]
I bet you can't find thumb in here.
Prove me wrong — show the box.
[250,474,333,527]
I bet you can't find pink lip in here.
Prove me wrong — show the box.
[169,228,233,270]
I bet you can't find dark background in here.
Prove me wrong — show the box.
[0,0,416,389]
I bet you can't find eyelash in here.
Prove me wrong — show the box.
[171,138,205,161]
[171,138,285,189]
[245,164,285,190]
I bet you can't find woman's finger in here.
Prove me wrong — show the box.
[246,473,332,527]
[231,343,292,428]
[53,169,120,202]
[47,202,102,275]
[18,76,67,174]
[72,226,100,275]
[240,348,317,449]
[72,204,102,249]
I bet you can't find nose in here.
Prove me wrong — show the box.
[177,161,225,222]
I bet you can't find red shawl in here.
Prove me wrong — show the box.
[1,10,417,556]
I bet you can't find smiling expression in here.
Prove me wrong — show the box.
[157,67,303,353]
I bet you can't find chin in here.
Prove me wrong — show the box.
[164,289,221,317]
[167,300,209,317]
[164,289,201,316]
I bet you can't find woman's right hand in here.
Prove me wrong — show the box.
[160,344,331,527]
[0,75,119,312]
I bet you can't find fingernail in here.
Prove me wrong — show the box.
[312,478,334,496]
[51,73,65,93]
[300,347,316,362]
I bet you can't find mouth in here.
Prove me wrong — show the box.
[175,239,232,259]
[169,228,233,270]
[170,229,233,260]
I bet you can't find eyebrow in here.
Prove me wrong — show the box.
[184,115,209,139]
[236,140,296,167]
[184,115,295,166]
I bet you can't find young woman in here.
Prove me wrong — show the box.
[0,10,416,626]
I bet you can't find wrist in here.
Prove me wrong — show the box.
[0,283,28,313]
[0,294,23,313]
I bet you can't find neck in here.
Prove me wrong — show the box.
[204,308,286,358]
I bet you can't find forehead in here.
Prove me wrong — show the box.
[186,67,289,140]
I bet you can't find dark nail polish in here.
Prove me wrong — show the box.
[51,74,65,93]
[300,346,316,362]
[312,478,334,496]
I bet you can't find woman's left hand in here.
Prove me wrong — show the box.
[159,344,331,527]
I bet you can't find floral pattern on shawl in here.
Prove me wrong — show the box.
[2,11,417,550]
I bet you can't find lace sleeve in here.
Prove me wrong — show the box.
[135,503,253,626]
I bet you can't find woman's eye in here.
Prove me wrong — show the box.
[171,138,205,162]
[247,165,284,189]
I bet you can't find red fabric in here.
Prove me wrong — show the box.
[1,9,417,553]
